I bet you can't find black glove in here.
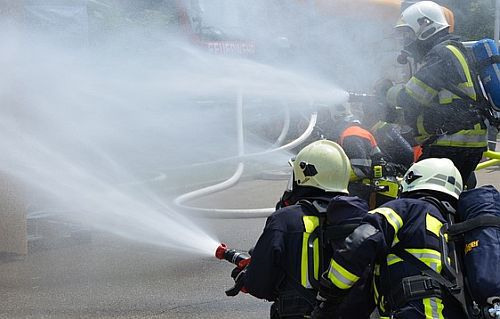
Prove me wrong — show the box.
[373,78,394,103]
[310,294,340,319]
[226,266,247,297]
[311,274,350,319]
[231,266,243,280]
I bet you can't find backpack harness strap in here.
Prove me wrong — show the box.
[476,55,500,72]
[447,215,500,239]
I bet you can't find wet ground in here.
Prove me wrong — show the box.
[0,164,498,318]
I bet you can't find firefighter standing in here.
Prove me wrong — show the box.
[233,140,374,318]
[385,1,487,184]
[311,158,467,318]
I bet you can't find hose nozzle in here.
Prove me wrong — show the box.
[215,243,251,269]
[215,243,228,260]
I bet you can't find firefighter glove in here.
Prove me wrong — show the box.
[373,78,394,103]
[386,84,405,108]
[310,293,340,319]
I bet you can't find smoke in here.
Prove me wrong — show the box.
[0,1,398,255]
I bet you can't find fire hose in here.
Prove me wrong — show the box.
[174,91,318,219]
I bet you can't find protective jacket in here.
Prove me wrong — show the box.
[244,195,373,318]
[388,34,487,150]
[320,197,464,319]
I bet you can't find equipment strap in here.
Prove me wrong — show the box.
[476,55,500,72]
[391,245,459,293]
[297,199,327,216]
[447,215,500,238]
[297,199,362,243]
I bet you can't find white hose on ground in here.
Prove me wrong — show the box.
[174,98,317,219]
[272,103,291,147]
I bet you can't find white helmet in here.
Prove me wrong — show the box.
[293,140,351,193]
[401,158,462,200]
[396,1,450,43]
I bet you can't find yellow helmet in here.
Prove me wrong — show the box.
[401,158,462,200]
[293,140,351,193]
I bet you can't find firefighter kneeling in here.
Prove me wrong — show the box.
[225,140,375,319]
[311,157,467,318]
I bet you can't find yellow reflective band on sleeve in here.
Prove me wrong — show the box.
[392,235,401,247]
[406,76,438,106]
[301,216,320,288]
[387,253,403,266]
[446,45,476,100]
[426,213,443,237]
[438,90,455,104]
[458,82,477,100]
[424,297,445,319]
[327,259,360,290]
[369,207,403,234]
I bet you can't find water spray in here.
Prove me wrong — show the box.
[348,92,376,104]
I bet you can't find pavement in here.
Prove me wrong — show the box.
[0,164,498,318]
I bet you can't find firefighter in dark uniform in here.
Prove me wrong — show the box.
[322,103,384,206]
[233,140,374,318]
[311,157,467,319]
[385,1,487,185]
[332,103,403,209]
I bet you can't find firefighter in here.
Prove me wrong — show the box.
[311,157,467,319]
[234,140,374,318]
[328,103,398,208]
[325,103,387,207]
[384,1,487,185]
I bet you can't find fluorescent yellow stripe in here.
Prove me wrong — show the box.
[387,248,442,272]
[438,90,454,104]
[327,259,359,290]
[426,213,443,237]
[387,253,403,266]
[424,297,445,319]
[369,207,403,233]
[301,232,309,287]
[313,237,319,280]
[416,114,429,143]
[446,45,475,100]
[406,77,438,105]
[434,128,487,147]
[392,235,400,247]
[301,216,319,288]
